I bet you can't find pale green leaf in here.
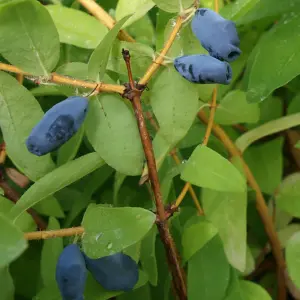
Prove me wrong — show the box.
[182,217,218,262]
[214,90,260,125]
[82,204,156,258]
[181,145,246,192]
[0,267,14,300]
[0,0,60,75]
[202,188,247,272]
[153,0,194,13]
[0,71,55,181]
[85,94,144,176]
[10,153,105,221]
[221,0,260,21]
[47,5,108,49]
[116,0,155,27]
[286,231,300,289]
[239,280,272,300]
[276,173,300,218]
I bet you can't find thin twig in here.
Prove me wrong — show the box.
[145,111,203,215]
[77,0,135,43]
[24,226,84,240]
[198,110,287,300]
[0,63,125,94]
[0,180,47,230]
[123,50,187,300]
[175,182,190,207]
[16,74,24,85]
[138,16,183,85]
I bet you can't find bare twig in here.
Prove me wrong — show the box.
[24,226,84,240]
[123,50,187,300]
[198,110,287,300]
[0,63,125,95]
[77,0,135,42]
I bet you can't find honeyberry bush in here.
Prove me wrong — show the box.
[1,0,300,299]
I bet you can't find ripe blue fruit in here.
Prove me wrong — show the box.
[56,244,87,300]
[174,54,232,85]
[26,96,88,156]
[191,8,241,62]
[84,252,139,292]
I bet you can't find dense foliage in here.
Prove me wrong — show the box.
[0,0,300,299]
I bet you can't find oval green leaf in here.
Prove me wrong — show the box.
[286,231,300,289]
[82,204,156,258]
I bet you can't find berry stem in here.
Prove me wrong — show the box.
[198,110,287,300]
[77,0,135,43]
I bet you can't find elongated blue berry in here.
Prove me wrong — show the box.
[26,96,88,156]
[84,252,139,292]
[56,244,87,300]
[191,8,241,62]
[174,54,232,84]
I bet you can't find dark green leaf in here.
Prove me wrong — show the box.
[0,266,14,300]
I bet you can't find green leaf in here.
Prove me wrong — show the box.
[239,280,272,300]
[220,0,260,21]
[296,141,300,149]
[286,231,300,289]
[0,212,27,268]
[47,5,108,49]
[33,196,65,218]
[115,0,155,27]
[10,153,105,221]
[113,172,127,206]
[182,216,218,262]
[0,71,55,181]
[40,217,63,287]
[85,94,144,176]
[140,226,158,286]
[0,267,14,300]
[277,224,300,249]
[246,15,300,103]
[0,0,60,75]
[82,204,156,258]
[0,195,35,232]
[181,145,246,192]
[88,15,132,81]
[276,173,300,218]
[152,0,194,13]
[188,236,231,300]
[213,90,260,125]
[57,126,84,166]
[236,113,300,153]
[202,188,247,272]
[107,40,154,77]
[243,137,283,195]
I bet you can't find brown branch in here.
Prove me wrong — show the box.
[77,0,135,43]
[123,50,187,300]
[24,226,84,240]
[198,110,287,300]
[0,63,125,94]
[0,180,47,230]
[145,111,203,215]
[138,16,183,86]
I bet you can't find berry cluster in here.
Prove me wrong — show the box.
[174,8,241,85]
[26,96,89,156]
[56,244,139,299]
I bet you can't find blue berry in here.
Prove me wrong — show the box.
[174,54,232,85]
[26,96,88,156]
[55,244,87,300]
[191,8,241,62]
[84,252,139,292]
